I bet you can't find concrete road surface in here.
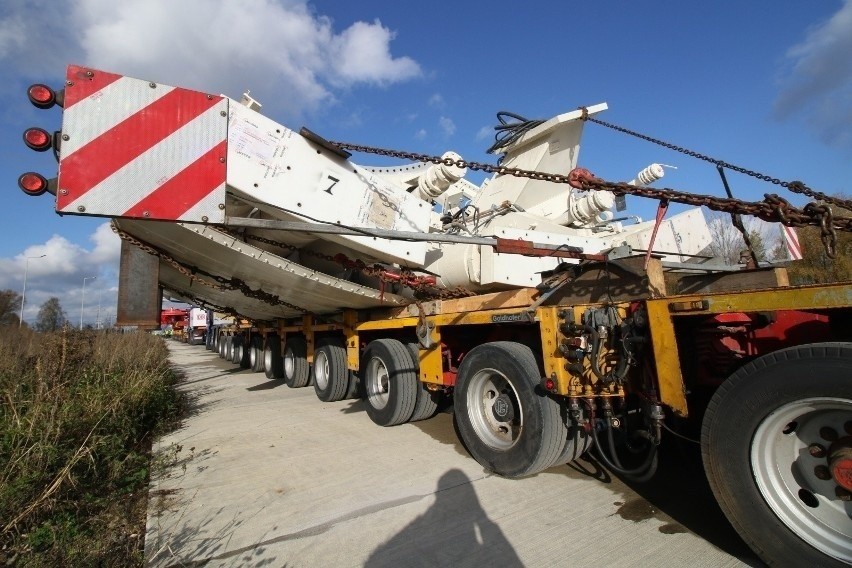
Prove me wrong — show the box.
[145,341,762,567]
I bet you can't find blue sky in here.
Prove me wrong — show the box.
[1,0,850,325]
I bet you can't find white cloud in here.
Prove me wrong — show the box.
[414,128,427,140]
[774,0,852,149]
[428,93,444,108]
[476,125,492,141]
[0,0,422,119]
[0,222,120,325]
[438,116,455,137]
[328,19,420,86]
[0,14,25,57]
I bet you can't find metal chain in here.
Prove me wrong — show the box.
[576,108,852,212]
[111,222,229,290]
[112,222,312,312]
[238,231,476,300]
[329,141,849,258]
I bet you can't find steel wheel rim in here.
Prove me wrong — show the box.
[466,368,523,450]
[315,350,330,390]
[365,357,390,410]
[751,397,852,563]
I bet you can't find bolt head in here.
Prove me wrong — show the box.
[809,444,827,458]
[62,134,70,141]
[815,465,832,480]
[77,205,86,212]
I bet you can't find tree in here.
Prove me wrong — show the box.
[786,225,852,285]
[35,297,68,332]
[705,211,782,265]
[0,289,23,326]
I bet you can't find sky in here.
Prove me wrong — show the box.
[1,0,850,325]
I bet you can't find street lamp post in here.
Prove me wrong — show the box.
[19,254,46,328]
[80,276,97,330]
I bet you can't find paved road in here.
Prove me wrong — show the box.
[145,341,762,567]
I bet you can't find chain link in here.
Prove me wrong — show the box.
[330,138,850,258]
[238,231,475,300]
[112,222,311,312]
[576,108,852,212]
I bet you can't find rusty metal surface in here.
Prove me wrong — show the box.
[116,239,161,327]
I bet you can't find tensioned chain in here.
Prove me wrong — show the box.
[330,139,850,258]
[111,222,228,290]
[327,142,851,232]
[577,108,852,212]
[112,222,311,313]
[235,231,476,300]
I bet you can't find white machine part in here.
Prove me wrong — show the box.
[54,67,713,310]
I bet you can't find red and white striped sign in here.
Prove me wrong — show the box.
[57,66,228,222]
[783,225,803,260]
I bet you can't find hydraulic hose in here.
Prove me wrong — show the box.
[586,405,659,482]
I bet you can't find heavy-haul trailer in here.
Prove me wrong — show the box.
[17,66,852,566]
[208,255,852,567]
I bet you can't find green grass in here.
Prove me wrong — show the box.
[0,327,184,566]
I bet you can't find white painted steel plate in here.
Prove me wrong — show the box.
[114,219,408,318]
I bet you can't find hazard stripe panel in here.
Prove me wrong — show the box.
[57,67,228,223]
[123,141,227,219]
[64,66,124,108]
[60,76,175,156]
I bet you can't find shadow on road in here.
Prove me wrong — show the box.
[364,469,522,568]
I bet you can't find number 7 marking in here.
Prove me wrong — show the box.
[324,175,340,195]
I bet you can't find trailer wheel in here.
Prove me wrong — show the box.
[249,336,264,372]
[313,339,349,402]
[406,343,439,422]
[238,336,251,369]
[231,335,244,365]
[702,342,852,567]
[454,342,564,478]
[224,335,233,361]
[361,339,418,426]
[263,336,283,380]
[284,337,311,388]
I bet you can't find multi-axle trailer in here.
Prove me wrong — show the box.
[18,66,852,566]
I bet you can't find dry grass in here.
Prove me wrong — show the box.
[0,326,183,566]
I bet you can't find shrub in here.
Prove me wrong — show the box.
[0,327,183,566]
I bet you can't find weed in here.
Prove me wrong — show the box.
[0,327,184,566]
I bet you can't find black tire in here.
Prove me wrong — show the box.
[249,336,264,372]
[406,343,439,422]
[264,335,283,380]
[702,343,852,567]
[224,335,233,361]
[344,370,360,400]
[284,337,311,388]
[361,339,418,426]
[454,342,565,478]
[237,335,251,369]
[230,335,243,364]
[313,339,349,402]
